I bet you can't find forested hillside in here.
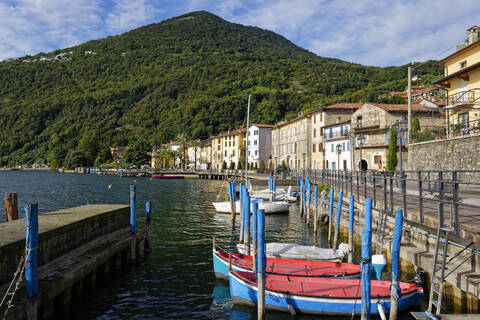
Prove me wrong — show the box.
[0,10,442,167]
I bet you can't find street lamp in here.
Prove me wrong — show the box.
[336,143,342,171]
[392,118,408,176]
[356,135,366,171]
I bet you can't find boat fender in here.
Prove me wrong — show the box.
[413,270,428,288]
[319,214,329,225]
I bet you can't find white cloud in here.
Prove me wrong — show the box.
[106,0,161,34]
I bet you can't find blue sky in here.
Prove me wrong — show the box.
[0,0,478,66]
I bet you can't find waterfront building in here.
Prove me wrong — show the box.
[433,26,480,137]
[211,134,223,170]
[351,103,443,170]
[199,138,212,170]
[271,113,311,170]
[109,146,127,163]
[247,124,273,170]
[220,128,246,169]
[187,145,201,169]
[151,141,182,169]
[323,121,352,171]
[308,103,360,170]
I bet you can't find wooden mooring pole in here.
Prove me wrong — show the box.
[5,192,18,221]
[144,201,152,253]
[26,204,39,320]
[313,185,318,232]
[130,185,136,264]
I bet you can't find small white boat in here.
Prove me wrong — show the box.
[212,200,289,214]
[237,242,350,262]
[249,186,298,203]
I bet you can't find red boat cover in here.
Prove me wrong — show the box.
[217,251,360,277]
[232,270,419,298]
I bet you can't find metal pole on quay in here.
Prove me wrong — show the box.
[130,185,136,264]
[257,209,266,320]
[327,187,334,247]
[26,204,39,320]
[5,192,19,221]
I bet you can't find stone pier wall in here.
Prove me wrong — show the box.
[408,134,480,182]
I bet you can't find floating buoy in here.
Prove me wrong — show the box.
[372,254,387,280]
[133,179,136,183]
[149,178,152,181]
[108,184,112,189]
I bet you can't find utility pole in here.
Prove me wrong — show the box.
[407,65,412,144]
[245,94,250,186]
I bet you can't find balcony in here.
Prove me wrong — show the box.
[446,88,480,108]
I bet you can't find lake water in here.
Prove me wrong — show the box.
[0,170,420,319]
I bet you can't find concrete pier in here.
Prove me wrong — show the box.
[0,205,145,320]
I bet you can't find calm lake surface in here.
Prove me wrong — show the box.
[0,170,420,319]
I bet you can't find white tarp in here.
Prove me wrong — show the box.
[237,242,350,262]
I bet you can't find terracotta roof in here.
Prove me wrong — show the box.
[308,103,361,115]
[272,114,308,129]
[218,128,247,137]
[437,40,480,65]
[322,120,351,128]
[366,103,440,112]
[433,60,480,85]
[250,123,274,128]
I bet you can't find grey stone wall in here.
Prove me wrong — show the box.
[408,134,480,182]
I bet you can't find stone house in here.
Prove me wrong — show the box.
[247,124,273,169]
[351,103,443,171]
[221,128,246,169]
[199,138,212,170]
[323,121,352,171]
[308,103,360,170]
[211,134,223,170]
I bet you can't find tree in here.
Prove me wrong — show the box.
[229,161,235,170]
[412,118,421,134]
[64,150,87,169]
[175,133,188,169]
[222,160,227,170]
[123,140,151,167]
[281,160,288,172]
[94,145,113,167]
[78,131,99,166]
[237,161,243,170]
[189,139,201,170]
[386,126,398,171]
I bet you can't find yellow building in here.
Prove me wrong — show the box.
[434,26,480,136]
[221,128,246,169]
[211,134,223,170]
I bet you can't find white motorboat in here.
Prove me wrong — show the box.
[212,199,289,214]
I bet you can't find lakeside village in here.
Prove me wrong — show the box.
[41,27,480,181]
[3,26,480,320]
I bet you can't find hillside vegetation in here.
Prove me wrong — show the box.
[0,11,442,167]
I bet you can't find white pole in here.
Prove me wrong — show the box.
[246,94,251,186]
[408,65,412,144]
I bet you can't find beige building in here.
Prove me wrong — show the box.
[308,103,360,170]
[199,138,212,169]
[351,103,443,170]
[433,26,480,137]
[271,113,311,170]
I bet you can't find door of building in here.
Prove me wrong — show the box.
[459,79,468,102]
[374,155,382,169]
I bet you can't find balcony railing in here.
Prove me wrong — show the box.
[447,88,480,106]
[449,119,480,137]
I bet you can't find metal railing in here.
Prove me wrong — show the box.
[446,88,480,106]
[449,118,480,138]
[289,169,480,239]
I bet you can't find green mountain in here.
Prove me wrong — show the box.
[0,10,442,167]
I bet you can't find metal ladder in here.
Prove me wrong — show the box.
[428,227,450,316]
[375,209,389,254]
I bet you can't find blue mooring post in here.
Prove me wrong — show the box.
[348,195,355,263]
[306,178,311,223]
[25,204,38,320]
[272,178,276,201]
[361,230,372,320]
[296,175,299,192]
[365,198,372,232]
[314,185,318,232]
[257,209,266,319]
[251,201,259,272]
[333,191,343,249]
[328,187,335,246]
[144,201,152,253]
[389,209,403,320]
[130,185,136,264]
[300,178,305,215]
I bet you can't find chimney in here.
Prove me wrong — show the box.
[467,25,480,44]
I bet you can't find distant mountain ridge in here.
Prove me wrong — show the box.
[0,10,442,166]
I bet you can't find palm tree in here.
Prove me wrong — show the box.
[175,133,188,169]
[189,139,201,171]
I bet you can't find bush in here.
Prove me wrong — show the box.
[386,127,397,171]
[317,182,331,193]
[221,161,227,170]
[229,161,235,170]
